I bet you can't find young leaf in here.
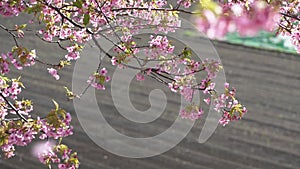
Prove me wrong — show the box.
[83,14,90,26]
[52,99,59,111]
[73,0,83,8]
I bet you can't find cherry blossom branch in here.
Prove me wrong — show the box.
[94,0,121,42]
[2,117,22,122]
[151,70,176,82]
[112,7,200,15]
[0,93,28,122]
[0,24,20,47]
[148,72,170,86]
[91,35,142,70]
[278,24,292,34]
[45,2,94,34]
[280,12,300,21]
[92,5,145,68]
[34,58,62,68]
[35,33,67,50]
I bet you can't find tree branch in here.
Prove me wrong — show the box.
[280,12,300,22]
[0,93,28,122]
[112,7,200,15]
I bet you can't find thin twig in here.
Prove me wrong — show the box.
[112,7,200,15]
[0,93,28,122]
[0,24,19,46]
[280,12,300,22]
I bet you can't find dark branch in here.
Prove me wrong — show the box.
[0,93,28,122]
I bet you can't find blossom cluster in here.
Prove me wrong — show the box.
[5,0,298,167]
[196,0,280,38]
[133,34,245,123]
[180,103,203,120]
[0,0,25,17]
[0,74,77,168]
[0,77,23,100]
[195,0,299,53]
[146,35,175,59]
[19,0,184,64]
[213,83,247,126]
[278,0,300,53]
[87,68,111,90]
[177,0,193,8]
[0,1,195,167]
[36,142,79,169]
[0,48,36,75]
[114,0,182,34]
[48,68,60,80]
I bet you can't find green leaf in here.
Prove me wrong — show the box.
[19,24,27,29]
[57,109,66,119]
[58,138,63,145]
[47,110,61,128]
[20,55,27,64]
[99,75,106,85]
[24,4,43,14]
[52,99,59,111]
[73,0,83,8]
[181,47,192,60]
[0,137,5,146]
[0,75,10,83]
[64,86,76,100]
[83,14,90,26]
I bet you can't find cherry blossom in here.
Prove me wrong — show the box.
[136,73,146,81]
[195,0,299,52]
[87,68,111,90]
[48,68,60,80]
[1,0,297,168]
[180,104,204,121]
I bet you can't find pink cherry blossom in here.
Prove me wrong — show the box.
[180,104,204,121]
[87,68,111,90]
[136,73,145,81]
[47,68,60,80]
